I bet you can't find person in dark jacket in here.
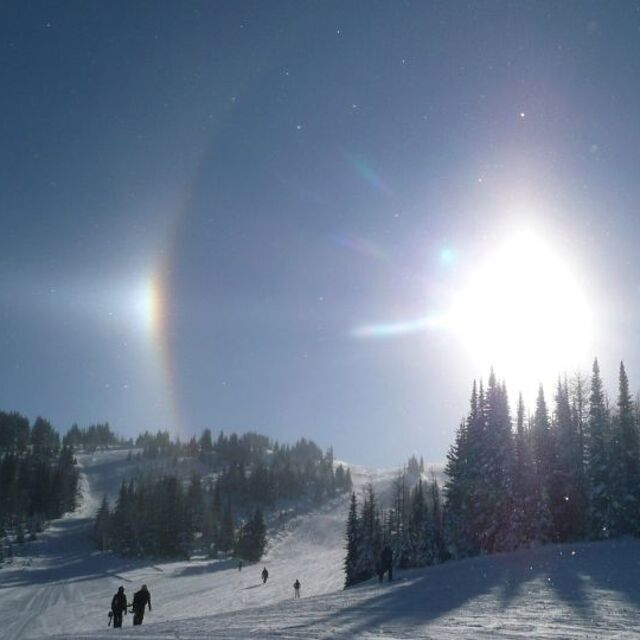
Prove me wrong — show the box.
[131,584,152,626]
[293,579,301,599]
[110,586,127,628]
[380,545,393,582]
[261,567,269,584]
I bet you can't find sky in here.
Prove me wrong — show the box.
[2,1,640,466]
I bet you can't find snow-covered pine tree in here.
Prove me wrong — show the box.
[389,471,411,568]
[549,379,585,541]
[354,483,382,583]
[470,372,514,553]
[186,472,204,533]
[530,385,555,542]
[586,358,612,538]
[444,381,479,558]
[510,393,531,546]
[94,495,111,551]
[344,492,360,587]
[408,479,426,566]
[424,475,446,563]
[217,501,235,553]
[610,362,639,534]
[235,509,266,562]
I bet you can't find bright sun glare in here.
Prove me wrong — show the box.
[448,228,594,398]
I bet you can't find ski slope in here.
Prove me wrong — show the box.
[64,537,640,639]
[0,449,394,639]
[4,450,640,639]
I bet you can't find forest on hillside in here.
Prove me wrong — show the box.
[345,359,640,587]
[0,412,79,558]
[94,431,352,561]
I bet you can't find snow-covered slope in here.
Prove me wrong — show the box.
[63,536,640,639]
[6,450,640,639]
[0,450,392,639]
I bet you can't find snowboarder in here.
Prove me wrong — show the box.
[131,584,152,626]
[261,567,269,584]
[293,578,301,599]
[110,586,127,628]
[381,545,393,582]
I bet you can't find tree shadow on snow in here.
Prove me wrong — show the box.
[308,537,640,637]
[174,558,236,578]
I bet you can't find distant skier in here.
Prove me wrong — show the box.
[131,584,152,626]
[293,579,301,599]
[110,586,127,628]
[381,545,393,582]
[261,567,269,584]
[238,560,243,572]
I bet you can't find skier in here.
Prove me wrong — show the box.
[293,578,301,599]
[131,584,152,626]
[238,559,243,571]
[261,567,269,584]
[110,586,127,628]
[380,545,393,582]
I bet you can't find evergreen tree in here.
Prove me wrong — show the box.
[586,359,611,538]
[511,393,535,545]
[217,502,235,553]
[354,484,382,583]
[549,379,585,541]
[186,472,204,533]
[611,362,639,534]
[235,509,267,562]
[94,495,111,551]
[444,382,478,557]
[344,492,360,587]
[481,373,514,552]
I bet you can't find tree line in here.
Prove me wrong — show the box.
[344,359,640,586]
[63,422,130,451]
[344,470,446,587]
[95,431,352,560]
[0,412,79,557]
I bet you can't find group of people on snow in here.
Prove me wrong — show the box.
[108,567,305,630]
[108,549,393,630]
[109,584,152,628]
[261,566,302,598]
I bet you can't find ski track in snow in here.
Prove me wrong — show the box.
[3,451,640,639]
[0,450,393,639]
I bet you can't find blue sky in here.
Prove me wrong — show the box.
[2,1,640,464]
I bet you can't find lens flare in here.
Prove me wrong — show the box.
[352,314,445,338]
[345,153,392,195]
[440,247,456,266]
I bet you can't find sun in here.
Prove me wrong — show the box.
[447,227,594,398]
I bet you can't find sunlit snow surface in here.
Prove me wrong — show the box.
[2,451,640,639]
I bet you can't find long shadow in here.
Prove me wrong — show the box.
[174,558,236,578]
[305,536,640,638]
[568,536,640,607]
[0,515,159,589]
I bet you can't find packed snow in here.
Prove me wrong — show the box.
[0,450,394,639]
[2,450,640,639]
